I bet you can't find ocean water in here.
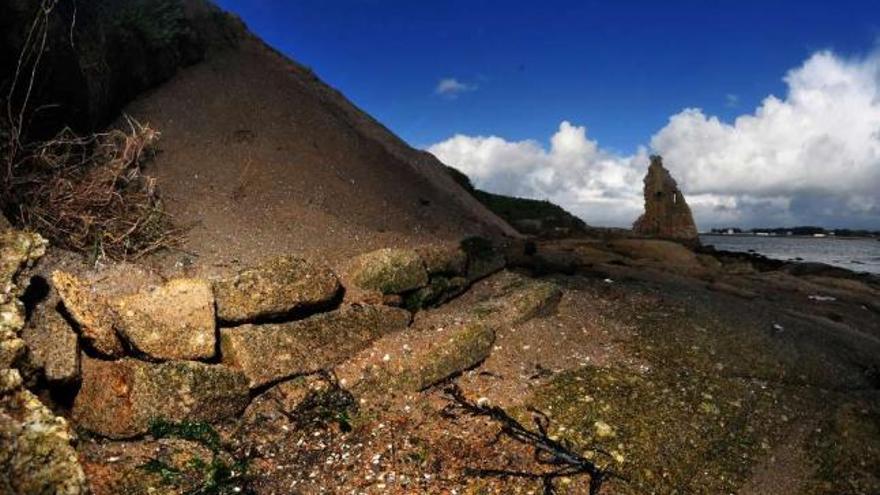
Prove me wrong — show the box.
[700,235,880,275]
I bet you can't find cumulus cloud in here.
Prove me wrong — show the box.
[428,122,649,226]
[653,50,880,228]
[428,49,880,229]
[434,77,477,98]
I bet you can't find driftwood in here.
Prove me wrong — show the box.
[442,384,624,495]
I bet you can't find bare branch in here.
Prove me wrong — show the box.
[442,384,626,495]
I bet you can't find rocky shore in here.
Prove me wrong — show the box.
[3,219,879,494]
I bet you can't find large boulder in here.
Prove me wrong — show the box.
[404,276,469,311]
[607,239,706,275]
[347,248,428,294]
[398,323,495,391]
[52,271,125,357]
[415,244,467,276]
[0,369,88,495]
[73,358,249,438]
[221,305,411,388]
[213,256,341,324]
[471,273,564,327]
[461,237,506,282]
[632,155,699,246]
[21,309,80,383]
[113,278,215,360]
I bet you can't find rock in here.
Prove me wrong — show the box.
[0,229,86,494]
[0,368,88,495]
[632,155,699,245]
[415,244,467,276]
[471,273,564,326]
[404,276,468,311]
[114,278,215,360]
[607,239,705,275]
[399,323,495,391]
[1,231,48,370]
[460,237,506,282]
[0,328,26,371]
[214,256,341,324]
[0,229,47,305]
[221,305,410,388]
[21,309,80,382]
[52,271,125,357]
[245,374,333,422]
[697,254,723,271]
[347,248,428,294]
[73,357,249,438]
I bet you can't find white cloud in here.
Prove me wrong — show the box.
[428,122,648,226]
[725,93,739,107]
[653,50,880,228]
[427,50,880,229]
[434,77,477,98]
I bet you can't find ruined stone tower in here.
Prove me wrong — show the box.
[632,155,699,245]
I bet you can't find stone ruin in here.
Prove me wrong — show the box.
[633,155,699,246]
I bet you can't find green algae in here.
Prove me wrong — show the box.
[530,363,815,493]
[522,283,866,494]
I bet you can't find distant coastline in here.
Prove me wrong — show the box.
[702,232,880,240]
[703,227,879,240]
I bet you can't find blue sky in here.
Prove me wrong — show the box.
[214,0,880,228]
[214,0,877,152]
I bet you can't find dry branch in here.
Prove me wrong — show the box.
[13,117,179,260]
[442,384,624,495]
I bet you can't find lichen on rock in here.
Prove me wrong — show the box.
[347,248,428,294]
[401,323,495,391]
[0,368,88,495]
[415,243,468,276]
[0,227,87,494]
[114,278,216,360]
[221,304,411,388]
[213,255,341,324]
[52,270,125,357]
[73,357,249,438]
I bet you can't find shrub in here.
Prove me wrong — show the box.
[11,118,179,260]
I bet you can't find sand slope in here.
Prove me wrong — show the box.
[123,34,516,272]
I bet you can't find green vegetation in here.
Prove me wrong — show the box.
[141,418,253,494]
[149,419,222,452]
[111,0,192,49]
[289,383,357,432]
[460,235,496,261]
[140,458,182,485]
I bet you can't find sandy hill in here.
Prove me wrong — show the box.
[2,0,515,273]
[121,22,515,273]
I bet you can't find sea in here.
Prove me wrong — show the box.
[700,234,880,275]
